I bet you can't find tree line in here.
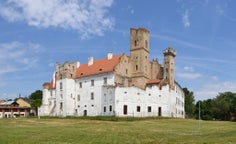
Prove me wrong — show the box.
[184,88,236,121]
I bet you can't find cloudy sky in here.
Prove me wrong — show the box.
[0,0,235,100]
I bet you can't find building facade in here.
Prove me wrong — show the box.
[39,28,185,118]
[0,98,31,118]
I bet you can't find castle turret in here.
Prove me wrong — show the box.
[163,47,176,90]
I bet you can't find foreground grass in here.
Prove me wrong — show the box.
[0,117,235,144]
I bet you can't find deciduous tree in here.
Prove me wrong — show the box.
[183,88,195,118]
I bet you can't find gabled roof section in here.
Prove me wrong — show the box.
[76,55,122,78]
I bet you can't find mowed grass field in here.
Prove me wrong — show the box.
[0,117,235,144]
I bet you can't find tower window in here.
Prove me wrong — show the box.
[135,40,138,46]
[79,82,82,88]
[145,40,148,48]
[136,65,138,71]
[60,82,62,89]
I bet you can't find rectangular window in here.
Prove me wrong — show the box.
[109,105,112,112]
[77,95,80,101]
[104,77,107,85]
[123,105,128,115]
[79,82,82,88]
[91,80,94,86]
[91,92,94,100]
[137,106,141,112]
[60,82,62,89]
[148,106,152,112]
[104,106,106,112]
[60,102,63,110]
[158,107,162,116]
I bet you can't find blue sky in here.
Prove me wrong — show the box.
[0,0,236,101]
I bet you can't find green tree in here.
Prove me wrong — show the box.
[183,88,195,118]
[29,90,42,116]
[211,92,236,121]
[195,99,213,120]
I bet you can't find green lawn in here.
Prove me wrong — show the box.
[0,117,235,144]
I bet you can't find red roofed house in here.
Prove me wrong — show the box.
[39,28,185,118]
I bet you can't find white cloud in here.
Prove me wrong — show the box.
[182,10,190,27]
[0,0,114,39]
[184,66,194,72]
[195,81,236,100]
[176,72,202,79]
[152,34,209,50]
[0,41,43,74]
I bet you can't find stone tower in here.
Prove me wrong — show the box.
[163,47,176,90]
[130,28,150,88]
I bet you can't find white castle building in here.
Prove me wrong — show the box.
[39,28,185,118]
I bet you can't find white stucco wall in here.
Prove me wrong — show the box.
[40,74,185,118]
[54,78,76,117]
[113,83,184,118]
[75,73,115,116]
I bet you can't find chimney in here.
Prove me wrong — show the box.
[88,57,93,66]
[76,61,80,68]
[107,52,113,60]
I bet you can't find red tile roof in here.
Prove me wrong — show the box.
[147,79,161,85]
[76,55,122,78]
[48,80,55,89]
